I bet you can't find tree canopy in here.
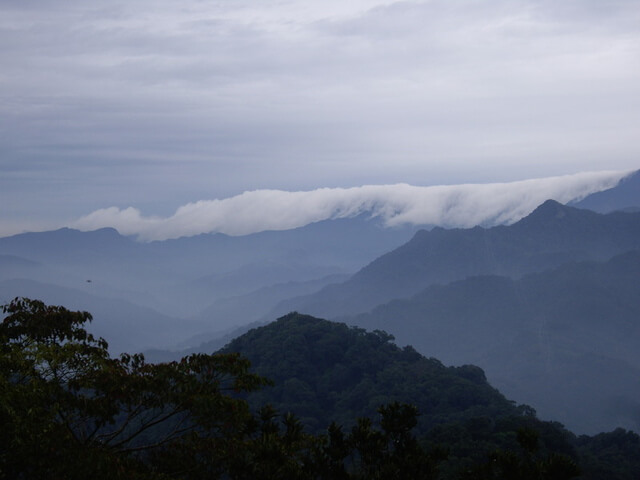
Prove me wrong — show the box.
[3,298,637,479]
[0,297,267,479]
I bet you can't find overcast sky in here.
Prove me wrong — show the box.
[1,0,639,238]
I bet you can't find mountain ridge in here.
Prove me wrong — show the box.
[269,201,640,319]
[341,250,640,434]
[572,169,640,213]
[220,312,522,435]
[0,215,417,341]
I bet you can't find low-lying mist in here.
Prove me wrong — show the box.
[71,170,628,241]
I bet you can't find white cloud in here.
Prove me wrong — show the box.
[71,170,630,241]
[2,1,640,235]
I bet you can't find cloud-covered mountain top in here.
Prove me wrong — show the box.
[71,170,631,241]
[572,169,640,213]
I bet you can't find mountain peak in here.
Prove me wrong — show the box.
[222,313,516,434]
[530,199,568,218]
[514,199,595,229]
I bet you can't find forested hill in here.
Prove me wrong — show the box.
[221,312,525,434]
[270,200,640,319]
[4,299,640,478]
[220,312,640,478]
[343,250,640,435]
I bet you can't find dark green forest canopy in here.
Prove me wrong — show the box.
[215,311,640,479]
[2,298,640,479]
[221,312,522,434]
[0,298,268,479]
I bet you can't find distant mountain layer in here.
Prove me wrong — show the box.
[0,255,39,268]
[0,279,187,354]
[343,251,640,434]
[572,169,640,213]
[188,273,349,333]
[273,200,640,319]
[0,215,417,324]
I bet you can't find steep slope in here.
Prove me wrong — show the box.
[343,251,640,434]
[272,201,640,319]
[218,313,640,478]
[221,312,521,434]
[572,169,640,213]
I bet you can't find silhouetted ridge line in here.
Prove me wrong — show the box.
[269,200,640,320]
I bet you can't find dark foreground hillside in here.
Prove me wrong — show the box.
[222,312,521,434]
[2,299,640,479]
[221,313,640,479]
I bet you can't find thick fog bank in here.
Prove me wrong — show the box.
[72,170,629,241]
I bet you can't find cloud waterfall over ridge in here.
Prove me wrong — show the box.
[72,170,631,241]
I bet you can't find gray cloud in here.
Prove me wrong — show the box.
[1,1,639,236]
[71,170,628,241]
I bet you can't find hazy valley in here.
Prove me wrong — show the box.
[3,170,640,478]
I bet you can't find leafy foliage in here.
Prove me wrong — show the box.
[0,298,635,479]
[222,312,520,434]
[0,297,267,479]
[574,428,640,480]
